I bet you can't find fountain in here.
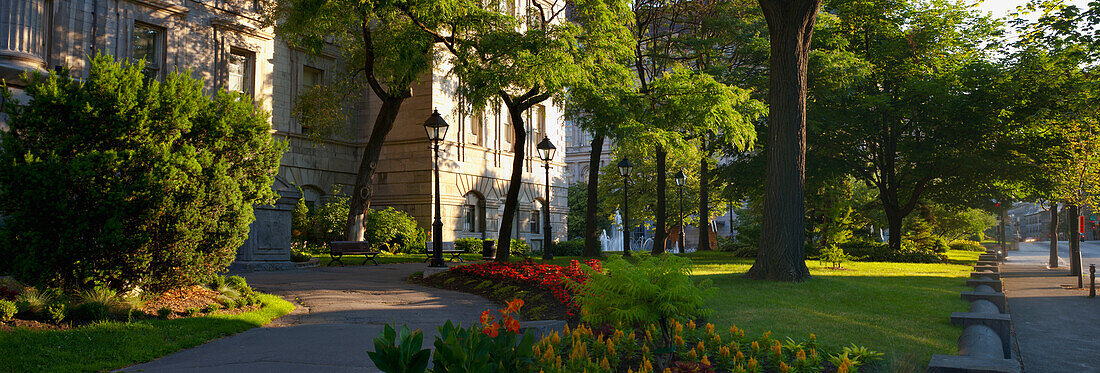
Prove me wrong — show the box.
[599,212,625,252]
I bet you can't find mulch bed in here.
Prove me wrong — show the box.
[411,271,577,324]
[141,285,220,315]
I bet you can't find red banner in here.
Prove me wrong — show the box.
[1080,215,1086,233]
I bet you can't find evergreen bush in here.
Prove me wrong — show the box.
[0,54,284,291]
[454,237,482,253]
[364,207,425,253]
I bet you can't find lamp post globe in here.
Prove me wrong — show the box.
[675,169,685,253]
[617,158,633,257]
[537,137,556,260]
[424,109,449,268]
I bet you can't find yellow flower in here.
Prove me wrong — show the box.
[687,348,697,360]
[748,357,757,369]
[700,355,710,366]
[597,334,605,345]
[533,346,541,358]
[772,341,782,355]
[674,335,685,346]
[719,346,730,358]
[606,338,616,356]
[712,333,722,345]
[736,350,744,361]
[674,321,683,335]
[796,349,807,362]
[600,357,610,371]
[687,320,696,330]
[751,341,760,351]
[551,332,561,344]
[780,361,790,373]
[555,356,562,368]
[763,331,771,339]
[627,369,634,373]
[563,324,571,336]
[706,323,715,334]
[628,331,636,341]
[645,329,653,342]
[542,345,555,363]
[642,345,650,357]
[697,341,706,354]
[663,369,672,373]
[644,357,653,372]
[809,333,816,341]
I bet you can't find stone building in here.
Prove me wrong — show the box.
[0,0,568,260]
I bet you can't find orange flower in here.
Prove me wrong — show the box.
[505,298,525,313]
[482,322,500,337]
[480,310,494,325]
[504,316,522,333]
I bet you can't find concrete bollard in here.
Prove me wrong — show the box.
[966,277,1003,292]
[969,299,1000,314]
[957,324,1006,359]
[970,271,1001,280]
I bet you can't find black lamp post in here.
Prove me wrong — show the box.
[536,137,556,260]
[617,158,633,257]
[424,109,449,268]
[675,169,685,253]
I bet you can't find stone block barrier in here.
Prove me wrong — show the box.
[928,250,1020,373]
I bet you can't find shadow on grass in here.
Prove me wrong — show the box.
[0,294,293,373]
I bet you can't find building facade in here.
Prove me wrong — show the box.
[0,0,567,259]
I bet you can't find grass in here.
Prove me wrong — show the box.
[0,293,294,373]
[519,250,982,372]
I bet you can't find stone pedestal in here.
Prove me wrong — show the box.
[0,0,47,84]
[230,177,302,272]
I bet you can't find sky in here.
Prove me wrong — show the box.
[975,0,1092,20]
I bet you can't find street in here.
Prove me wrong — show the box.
[1009,240,1100,269]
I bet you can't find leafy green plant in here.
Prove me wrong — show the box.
[45,303,66,324]
[509,239,530,256]
[203,304,220,313]
[157,307,172,319]
[366,324,431,373]
[290,249,312,262]
[568,255,713,353]
[365,207,426,254]
[841,343,883,365]
[0,54,284,291]
[0,299,16,322]
[455,238,483,253]
[430,320,494,373]
[185,307,199,317]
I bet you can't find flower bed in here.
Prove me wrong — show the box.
[449,258,602,315]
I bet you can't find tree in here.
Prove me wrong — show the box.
[0,55,284,291]
[744,0,823,282]
[265,0,435,241]
[403,0,624,261]
[803,0,1007,254]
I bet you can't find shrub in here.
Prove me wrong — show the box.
[716,235,757,258]
[569,255,713,345]
[454,237,482,253]
[949,239,985,252]
[509,239,530,256]
[290,249,312,262]
[71,302,113,322]
[365,207,426,254]
[839,240,941,263]
[15,288,55,316]
[185,307,200,317]
[45,303,66,324]
[298,192,350,246]
[0,54,284,291]
[203,304,220,313]
[226,276,250,293]
[815,246,855,269]
[0,299,15,322]
[550,239,592,256]
[157,307,173,319]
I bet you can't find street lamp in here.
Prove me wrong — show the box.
[675,169,685,253]
[424,109,449,268]
[617,158,633,257]
[536,137,557,260]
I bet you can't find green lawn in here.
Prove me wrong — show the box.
[0,293,294,373]
[530,250,980,372]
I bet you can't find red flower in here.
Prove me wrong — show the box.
[504,315,522,333]
[482,322,500,337]
[480,310,494,325]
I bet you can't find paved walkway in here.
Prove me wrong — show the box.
[120,263,496,373]
[1002,242,1100,372]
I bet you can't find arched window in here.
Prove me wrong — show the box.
[301,185,324,211]
[463,192,486,233]
[524,200,543,234]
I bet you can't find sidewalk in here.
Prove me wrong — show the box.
[1002,244,1100,372]
[119,263,498,373]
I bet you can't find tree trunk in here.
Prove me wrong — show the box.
[1070,204,1082,276]
[344,97,406,240]
[654,146,667,255]
[886,207,903,253]
[745,0,822,281]
[583,134,605,257]
[496,104,529,262]
[698,155,710,251]
[1049,202,1059,268]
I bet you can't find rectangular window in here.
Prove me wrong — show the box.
[470,112,483,146]
[131,23,163,80]
[537,105,546,139]
[227,48,255,96]
[505,114,515,148]
[464,205,476,232]
[529,209,541,234]
[300,66,323,134]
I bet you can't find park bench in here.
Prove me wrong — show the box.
[328,241,380,266]
[423,241,465,263]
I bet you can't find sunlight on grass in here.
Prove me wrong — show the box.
[0,294,294,373]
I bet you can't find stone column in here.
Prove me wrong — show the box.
[0,0,47,82]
